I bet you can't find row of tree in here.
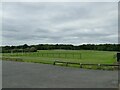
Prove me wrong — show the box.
[1,44,120,53]
[1,46,37,53]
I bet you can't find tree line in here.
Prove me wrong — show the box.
[0,44,120,53]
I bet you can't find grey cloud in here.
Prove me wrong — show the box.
[2,2,118,45]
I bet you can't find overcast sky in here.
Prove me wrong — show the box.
[2,2,118,46]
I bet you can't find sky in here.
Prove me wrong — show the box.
[2,2,118,46]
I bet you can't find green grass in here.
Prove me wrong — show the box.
[1,50,118,70]
[2,50,117,63]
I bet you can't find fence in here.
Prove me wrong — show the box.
[53,60,119,69]
[7,52,82,59]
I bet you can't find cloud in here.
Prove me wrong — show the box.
[1,0,119,2]
[2,2,118,45]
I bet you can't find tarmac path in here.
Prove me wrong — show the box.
[2,61,118,88]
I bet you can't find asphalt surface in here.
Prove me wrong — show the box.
[2,61,118,88]
[0,61,2,89]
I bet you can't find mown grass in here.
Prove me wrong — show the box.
[2,50,118,70]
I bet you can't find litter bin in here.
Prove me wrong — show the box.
[117,53,120,62]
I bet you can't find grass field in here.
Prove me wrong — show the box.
[2,50,117,65]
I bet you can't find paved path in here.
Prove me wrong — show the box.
[2,61,118,88]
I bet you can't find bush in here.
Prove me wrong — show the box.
[29,47,37,52]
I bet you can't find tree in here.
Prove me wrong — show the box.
[23,44,29,49]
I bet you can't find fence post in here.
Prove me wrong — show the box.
[80,53,81,59]
[66,62,68,66]
[58,53,60,58]
[65,53,67,58]
[73,53,74,59]
[53,61,56,65]
[80,63,82,68]
[97,64,101,69]
[53,53,54,58]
